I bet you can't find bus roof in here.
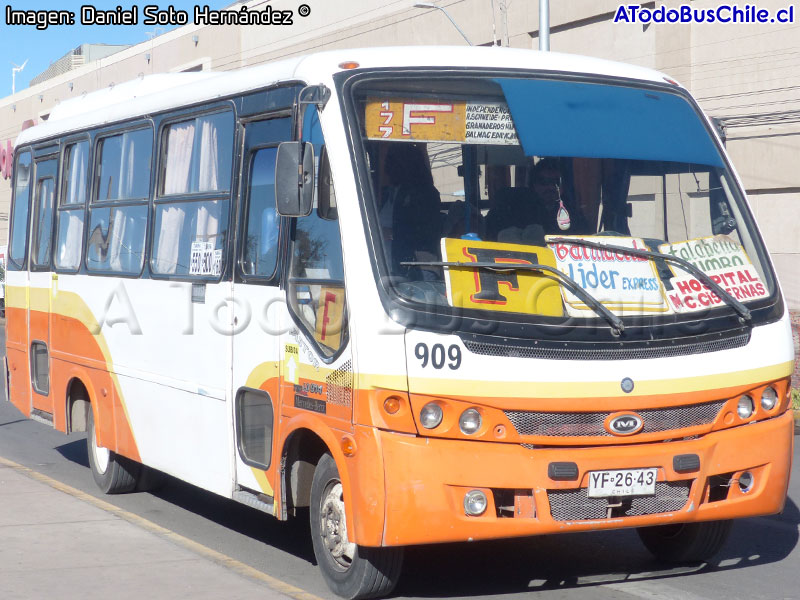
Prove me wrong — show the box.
[16,46,674,148]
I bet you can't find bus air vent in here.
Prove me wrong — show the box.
[326,359,353,408]
[505,401,725,438]
[548,480,692,521]
[463,332,749,361]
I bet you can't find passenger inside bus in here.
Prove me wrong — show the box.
[378,142,442,278]
[486,158,588,244]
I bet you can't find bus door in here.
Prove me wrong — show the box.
[231,116,293,501]
[28,156,57,417]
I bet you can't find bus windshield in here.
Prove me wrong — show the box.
[350,74,775,328]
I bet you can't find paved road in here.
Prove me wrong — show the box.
[0,339,798,598]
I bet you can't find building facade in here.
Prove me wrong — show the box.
[0,0,797,316]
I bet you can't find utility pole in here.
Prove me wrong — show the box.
[539,0,550,51]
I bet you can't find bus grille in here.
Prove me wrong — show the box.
[548,481,692,521]
[504,400,726,438]
[463,332,749,361]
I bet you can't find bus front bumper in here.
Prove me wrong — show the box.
[378,410,793,546]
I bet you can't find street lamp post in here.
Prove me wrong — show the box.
[413,3,473,46]
[11,59,28,96]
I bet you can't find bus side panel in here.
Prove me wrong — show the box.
[5,277,30,416]
[117,374,230,496]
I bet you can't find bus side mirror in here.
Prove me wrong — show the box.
[276,141,314,217]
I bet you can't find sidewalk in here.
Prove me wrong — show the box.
[0,460,315,600]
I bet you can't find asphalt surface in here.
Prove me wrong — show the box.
[0,324,798,599]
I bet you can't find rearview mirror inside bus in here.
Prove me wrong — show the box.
[275,140,314,217]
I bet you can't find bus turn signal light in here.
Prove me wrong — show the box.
[341,436,356,457]
[383,396,401,414]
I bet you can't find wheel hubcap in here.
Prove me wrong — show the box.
[319,481,356,570]
[91,431,110,474]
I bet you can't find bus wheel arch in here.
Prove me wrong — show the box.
[310,452,403,599]
[66,377,91,433]
[86,407,140,493]
[281,427,329,518]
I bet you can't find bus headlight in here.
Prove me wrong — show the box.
[419,402,443,429]
[463,490,488,516]
[760,387,778,411]
[459,408,482,435]
[737,395,754,419]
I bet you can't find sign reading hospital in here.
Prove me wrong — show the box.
[365,98,519,145]
[665,265,768,313]
[546,235,669,316]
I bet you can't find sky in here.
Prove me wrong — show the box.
[1,1,229,97]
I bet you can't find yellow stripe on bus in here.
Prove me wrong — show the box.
[406,361,793,398]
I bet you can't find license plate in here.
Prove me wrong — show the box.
[587,468,657,498]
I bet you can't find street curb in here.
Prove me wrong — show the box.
[0,456,324,600]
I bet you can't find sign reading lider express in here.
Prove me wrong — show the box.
[441,238,562,316]
[365,98,519,145]
[546,235,669,316]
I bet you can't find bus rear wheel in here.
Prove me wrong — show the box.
[310,453,403,599]
[87,408,139,494]
[637,520,733,563]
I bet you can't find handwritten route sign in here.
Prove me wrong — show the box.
[365,98,519,145]
[546,235,669,316]
[658,235,751,275]
[441,238,562,315]
[665,264,768,313]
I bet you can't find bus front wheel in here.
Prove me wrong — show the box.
[310,453,403,599]
[637,520,733,563]
[87,408,139,494]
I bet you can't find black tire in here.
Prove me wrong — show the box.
[86,408,139,494]
[637,520,733,563]
[310,453,403,600]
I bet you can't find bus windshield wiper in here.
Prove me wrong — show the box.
[548,237,752,323]
[400,260,624,336]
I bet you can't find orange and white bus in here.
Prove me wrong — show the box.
[4,47,795,599]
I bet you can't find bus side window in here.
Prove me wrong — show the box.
[55,141,89,271]
[31,175,55,269]
[287,142,347,357]
[87,128,152,275]
[151,111,234,278]
[241,147,280,278]
[8,151,32,270]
